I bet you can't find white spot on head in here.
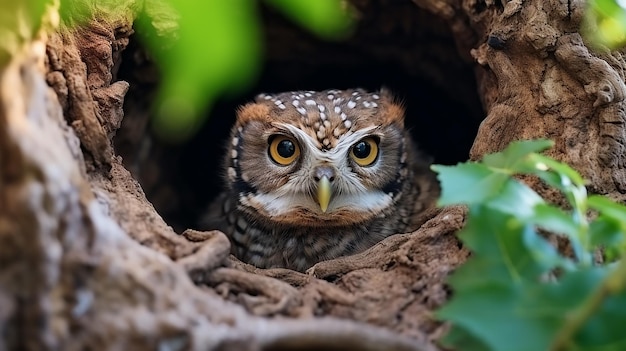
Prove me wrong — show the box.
[328,94,334,100]
[323,120,331,128]
[352,92,359,96]
[231,149,238,158]
[347,101,356,109]
[238,126,243,133]
[372,94,380,99]
[333,128,341,137]
[323,138,330,146]
[305,99,316,106]
[274,100,283,105]
[297,107,307,115]
[340,112,347,120]
[232,137,239,146]
[263,95,272,100]
[320,112,326,120]
[318,105,325,112]
[292,100,300,107]
[371,102,378,108]
[344,120,352,128]
[278,103,286,110]
[334,106,341,113]
[305,92,312,97]
[314,122,320,128]
[317,130,325,139]
[363,101,371,108]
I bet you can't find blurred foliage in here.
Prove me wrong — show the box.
[0,0,48,66]
[585,0,626,48]
[433,140,626,351]
[135,0,354,142]
[0,0,352,141]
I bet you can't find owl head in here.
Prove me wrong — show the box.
[225,89,413,227]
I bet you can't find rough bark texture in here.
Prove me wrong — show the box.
[2,0,623,350]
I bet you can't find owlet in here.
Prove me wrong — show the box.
[201,89,439,272]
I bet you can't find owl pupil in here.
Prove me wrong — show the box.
[277,140,295,158]
[353,141,371,159]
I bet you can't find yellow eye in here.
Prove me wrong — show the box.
[269,135,300,165]
[350,137,379,166]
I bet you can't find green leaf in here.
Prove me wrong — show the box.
[482,139,554,172]
[432,163,506,206]
[487,179,544,219]
[132,0,352,142]
[528,154,586,187]
[432,162,544,218]
[531,203,579,239]
[264,0,353,39]
[546,266,626,351]
[590,216,624,248]
[440,208,626,351]
[447,206,563,289]
[589,195,626,222]
[584,0,626,48]
[435,139,626,351]
[439,325,490,351]
[438,284,554,351]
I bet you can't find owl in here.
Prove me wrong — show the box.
[201,89,439,272]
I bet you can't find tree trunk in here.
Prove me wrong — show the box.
[1,0,622,350]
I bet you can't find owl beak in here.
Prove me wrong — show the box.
[317,176,332,213]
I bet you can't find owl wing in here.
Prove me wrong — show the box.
[197,191,235,235]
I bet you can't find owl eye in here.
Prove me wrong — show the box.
[268,135,300,165]
[350,137,379,166]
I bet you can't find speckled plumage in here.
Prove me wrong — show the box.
[201,89,439,272]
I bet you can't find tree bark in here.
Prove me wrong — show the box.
[1,0,623,350]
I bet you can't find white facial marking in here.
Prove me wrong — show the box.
[244,190,393,217]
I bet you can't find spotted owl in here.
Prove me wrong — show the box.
[201,89,439,272]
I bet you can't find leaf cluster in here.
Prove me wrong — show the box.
[433,140,626,351]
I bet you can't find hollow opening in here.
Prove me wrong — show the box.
[115,1,484,232]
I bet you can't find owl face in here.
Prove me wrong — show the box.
[226,89,411,227]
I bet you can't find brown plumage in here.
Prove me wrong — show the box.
[201,89,439,272]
